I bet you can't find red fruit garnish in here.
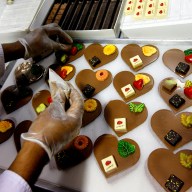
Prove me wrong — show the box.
[105,161,111,166]
[125,88,130,92]
[47,96,53,104]
[184,87,192,99]
[133,58,138,62]
[185,55,192,63]
[160,3,164,6]
[59,69,67,79]
[133,79,144,90]
[117,121,122,125]
[138,5,141,9]
[149,4,152,7]
[159,10,163,14]
[136,12,140,16]
[70,46,78,55]
[127,7,130,10]
[148,11,151,14]
[129,1,131,4]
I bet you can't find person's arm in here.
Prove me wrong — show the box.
[9,141,49,186]
[2,41,25,63]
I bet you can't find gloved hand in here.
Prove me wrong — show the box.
[18,23,73,59]
[21,69,84,159]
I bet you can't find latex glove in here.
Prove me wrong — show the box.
[18,23,73,59]
[21,69,84,159]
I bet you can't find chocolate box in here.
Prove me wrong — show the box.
[43,0,126,39]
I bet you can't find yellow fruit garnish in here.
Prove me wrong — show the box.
[61,66,73,75]
[180,152,192,169]
[36,103,46,114]
[84,99,97,112]
[135,74,150,85]
[0,121,12,133]
[184,80,192,88]
[103,44,116,55]
[181,114,192,128]
[142,46,157,56]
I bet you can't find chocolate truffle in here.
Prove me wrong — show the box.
[175,62,190,75]
[89,56,101,67]
[165,174,184,192]
[82,84,95,98]
[164,130,182,146]
[169,94,185,109]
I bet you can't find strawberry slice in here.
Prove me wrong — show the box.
[133,79,144,90]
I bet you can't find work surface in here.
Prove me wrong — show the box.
[0,39,192,192]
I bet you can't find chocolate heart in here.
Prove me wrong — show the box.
[104,100,148,137]
[163,49,192,78]
[0,119,15,144]
[32,90,51,115]
[159,77,192,113]
[1,85,33,114]
[55,43,85,65]
[94,134,140,178]
[75,69,112,98]
[45,63,76,84]
[148,148,192,192]
[14,120,32,152]
[82,98,102,128]
[121,44,159,71]
[151,109,192,150]
[113,71,154,102]
[84,44,118,69]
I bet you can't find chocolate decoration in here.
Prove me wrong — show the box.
[84,44,118,69]
[55,135,93,169]
[148,148,192,192]
[121,44,159,71]
[159,77,192,113]
[75,69,112,98]
[32,90,51,115]
[0,119,15,144]
[151,109,192,151]
[14,120,32,152]
[55,43,85,65]
[45,63,76,84]
[15,62,45,86]
[82,98,102,128]
[1,85,33,114]
[163,49,192,78]
[94,134,140,178]
[104,100,148,137]
[113,71,154,103]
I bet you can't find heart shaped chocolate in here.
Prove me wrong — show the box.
[45,63,76,84]
[55,43,85,65]
[121,44,159,71]
[14,120,32,152]
[163,49,192,78]
[94,134,140,178]
[82,98,102,128]
[148,148,192,192]
[159,77,192,113]
[104,100,148,137]
[84,44,118,69]
[0,119,15,144]
[1,85,33,114]
[75,69,112,98]
[113,71,154,102]
[32,90,51,115]
[151,109,192,150]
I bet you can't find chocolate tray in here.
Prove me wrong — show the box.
[44,0,125,39]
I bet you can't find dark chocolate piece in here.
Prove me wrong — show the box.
[169,94,185,108]
[175,62,190,75]
[89,56,101,67]
[164,130,182,146]
[82,84,95,98]
[165,174,184,192]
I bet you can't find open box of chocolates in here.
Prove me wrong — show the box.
[44,0,125,39]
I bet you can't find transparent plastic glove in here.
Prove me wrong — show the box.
[18,23,73,59]
[21,69,84,159]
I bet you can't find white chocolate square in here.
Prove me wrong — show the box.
[130,55,143,68]
[114,118,127,132]
[121,84,135,99]
[101,155,117,173]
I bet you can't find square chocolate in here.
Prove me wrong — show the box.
[165,174,184,192]
[82,84,95,98]
[89,56,101,67]
[169,94,185,109]
[175,62,190,75]
[164,130,182,146]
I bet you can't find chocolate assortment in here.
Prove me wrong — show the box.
[44,0,122,30]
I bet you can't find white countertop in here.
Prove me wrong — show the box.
[0,40,192,192]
